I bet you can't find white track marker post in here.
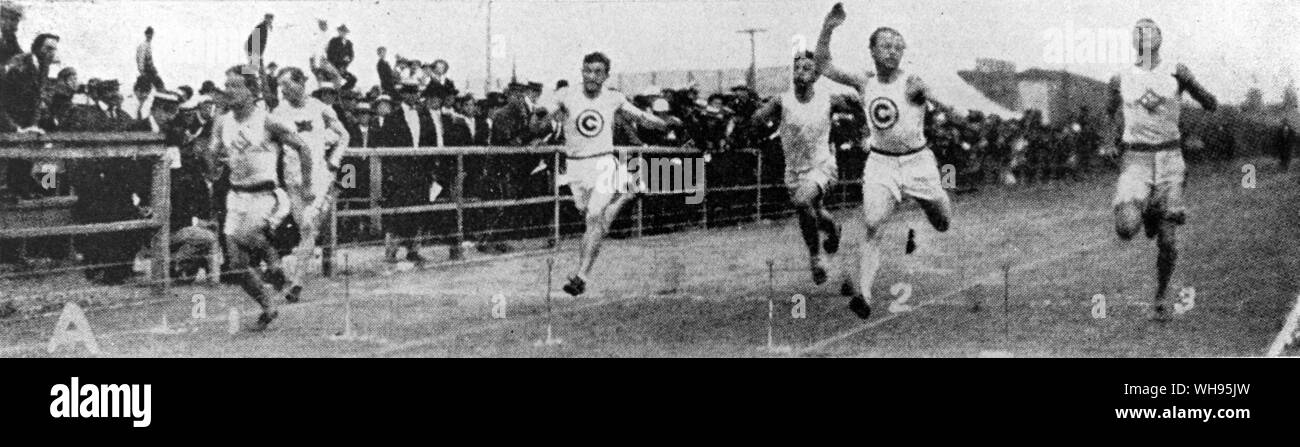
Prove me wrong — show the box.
[1265,293,1300,356]
[535,258,562,347]
[331,253,357,340]
[757,260,792,354]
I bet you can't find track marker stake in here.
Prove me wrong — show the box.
[535,258,563,347]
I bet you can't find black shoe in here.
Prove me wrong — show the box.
[265,269,288,292]
[848,295,872,320]
[1151,303,1171,322]
[810,261,828,286]
[284,285,303,304]
[905,229,917,254]
[840,280,856,297]
[823,222,842,255]
[563,276,586,297]
[1142,211,1160,239]
[252,309,278,331]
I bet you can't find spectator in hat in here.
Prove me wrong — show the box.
[41,66,79,130]
[326,24,357,90]
[66,79,153,284]
[136,27,165,91]
[0,33,57,199]
[638,98,686,146]
[199,80,218,96]
[380,81,438,263]
[176,85,194,104]
[166,94,219,231]
[422,59,456,99]
[0,1,23,64]
[376,46,396,95]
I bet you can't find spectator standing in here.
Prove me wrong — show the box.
[0,1,23,64]
[376,46,396,95]
[136,27,165,90]
[422,59,456,99]
[244,14,274,72]
[0,33,57,199]
[326,24,357,90]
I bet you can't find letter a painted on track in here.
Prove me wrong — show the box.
[47,302,101,355]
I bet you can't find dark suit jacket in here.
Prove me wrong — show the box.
[0,53,48,130]
[0,32,21,66]
[422,78,457,99]
[489,102,533,147]
[326,37,354,70]
[377,60,396,94]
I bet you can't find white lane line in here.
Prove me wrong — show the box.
[1265,293,1300,357]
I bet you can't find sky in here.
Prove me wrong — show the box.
[17,0,1299,103]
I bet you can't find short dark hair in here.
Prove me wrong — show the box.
[794,50,815,64]
[30,33,57,54]
[432,59,449,71]
[707,93,726,103]
[582,52,611,73]
[869,27,901,48]
[145,27,154,35]
[556,79,569,90]
[225,64,260,91]
[133,76,152,93]
[276,66,308,85]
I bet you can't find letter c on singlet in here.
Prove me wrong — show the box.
[868,97,898,131]
[576,109,605,138]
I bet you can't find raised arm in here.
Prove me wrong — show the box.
[815,3,868,90]
[1175,64,1217,112]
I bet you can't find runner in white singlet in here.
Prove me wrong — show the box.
[211,64,316,331]
[1107,18,1217,321]
[271,66,350,304]
[815,3,953,320]
[751,51,842,286]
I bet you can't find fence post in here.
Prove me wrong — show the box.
[699,153,708,230]
[454,153,466,260]
[552,150,561,248]
[149,151,171,295]
[368,150,383,234]
[754,149,763,223]
[325,189,337,278]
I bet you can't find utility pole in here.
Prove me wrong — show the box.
[737,28,767,90]
[484,0,493,96]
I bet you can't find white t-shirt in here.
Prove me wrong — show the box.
[542,86,635,158]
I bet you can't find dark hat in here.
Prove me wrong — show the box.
[94,79,121,96]
[526,81,544,92]
[337,24,349,32]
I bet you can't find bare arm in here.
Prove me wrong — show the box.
[268,117,316,196]
[619,101,667,131]
[1175,64,1217,112]
[321,105,350,168]
[815,3,868,91]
